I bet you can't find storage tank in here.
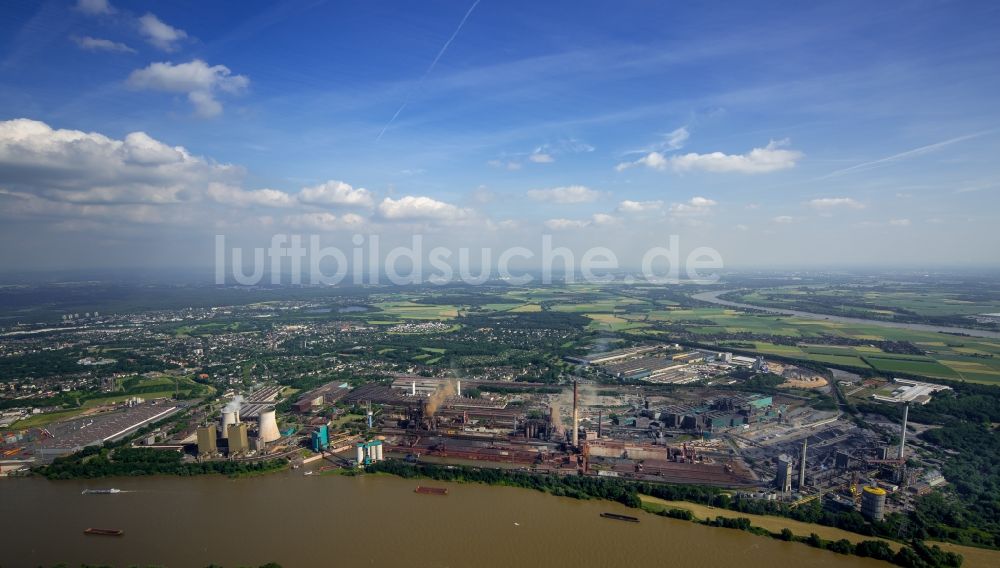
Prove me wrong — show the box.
[356,443,365,465]
[375,441,383,461]
[861,486,887,521]
[220,411,237,439]
[258,409,280,443]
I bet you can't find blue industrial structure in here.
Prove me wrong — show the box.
[311,425,329,453]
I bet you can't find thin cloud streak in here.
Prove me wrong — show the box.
[375,0,481,142]
[818,131,992,180]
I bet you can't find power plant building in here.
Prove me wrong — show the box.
[196,424,217,456]
[227,423,249,456]
[861,486,887,521]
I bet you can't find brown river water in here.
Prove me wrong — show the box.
[0,471,891,568]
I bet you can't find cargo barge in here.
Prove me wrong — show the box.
[415,486,448,496]
[84,528,123,536]
[82,488,121,495]
[600,513,639,523]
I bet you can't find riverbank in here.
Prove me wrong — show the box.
[640,495,898,547]
[640,495,999,568]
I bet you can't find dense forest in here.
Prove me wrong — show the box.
[40,447,287,479]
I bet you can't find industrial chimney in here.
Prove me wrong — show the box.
[799,439,808,489]
[898,403,909,460]
[456,380,462,398]
[258,408,280,443]
[572,380,579,448]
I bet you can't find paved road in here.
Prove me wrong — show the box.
[692,289,1000,340]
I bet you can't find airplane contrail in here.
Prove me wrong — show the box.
[817,131,991,179]
[375,0,482,142]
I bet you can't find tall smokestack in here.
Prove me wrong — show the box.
[799,439,808,489]
[898,403,909,460]
[456,380,461,398]
[597,409,603,439]
[411,381,416,396]
[572,380,579,448]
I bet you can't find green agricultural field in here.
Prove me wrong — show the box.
[862,356,961,379]
[639,303,1000,384]
[584,313,650,332]
[373,301,461,320]
[732,285,1000,320]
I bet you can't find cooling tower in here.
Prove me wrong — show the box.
[220,411,237,439]
[258,409,280,443]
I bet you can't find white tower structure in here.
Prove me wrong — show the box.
[258,409,280,443]
[220,411,237,439]
[898,403,909,460]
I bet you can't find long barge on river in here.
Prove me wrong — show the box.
[415,486,448,496]
[84,528,123,536]
[600,512,639,523]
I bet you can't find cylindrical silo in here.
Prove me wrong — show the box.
[861,486,887,521]
[375,442,383,461]
[355,444,365,464]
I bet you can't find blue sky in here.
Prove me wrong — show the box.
[1,0,999,272]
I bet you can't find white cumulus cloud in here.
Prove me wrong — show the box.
[544,218,590,231]
[207,183,294,208]
[138,13,188,52]
[526,185,601,204]
[617,140,802,174]
[127,60,249,117]
[617,199,664,213]
[0,118,239,205]
[669,196,717,216]
[76,0,115,15]
[808,197,865,210]
[298,180,373,208]
[377,195,472,221]
[283,212,367,231]
[889,218,911,227]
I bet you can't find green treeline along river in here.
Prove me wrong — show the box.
[0,471,892,568]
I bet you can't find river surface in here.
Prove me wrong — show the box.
[0,472,889,568]
[692,290,1000,339]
